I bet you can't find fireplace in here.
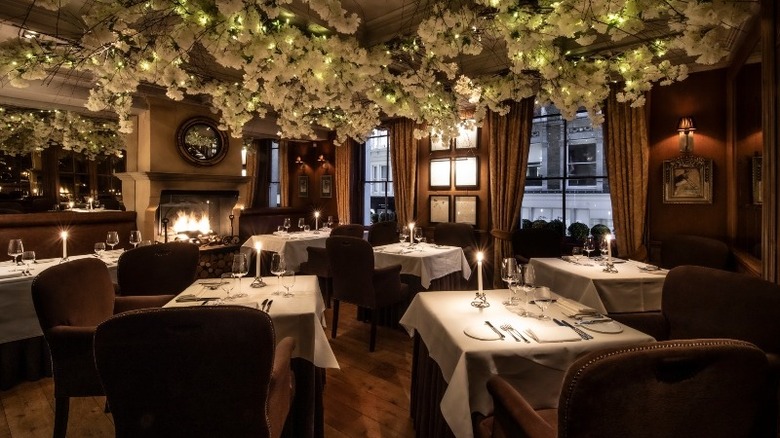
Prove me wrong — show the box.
[156,189,239,244]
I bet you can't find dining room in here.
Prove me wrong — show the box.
[0,1,779,437]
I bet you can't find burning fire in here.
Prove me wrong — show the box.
[172,210,211,235]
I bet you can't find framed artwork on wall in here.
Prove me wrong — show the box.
[752,155,762,205]
[454,156,479,188]
[430,158,451,188]
[429,195,450,223]
[454,195,478,225]
[298,175,309,198]
[321,175,333,198]
[662,155,713,204]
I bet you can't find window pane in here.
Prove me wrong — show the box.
[363,129,394,225]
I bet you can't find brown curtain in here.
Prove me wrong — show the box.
[244,144,257,208]
[335,139,354,224]
[605,87,649,260]
[279,140,290,207]
[487,98,535,287]
[388,118,418,226]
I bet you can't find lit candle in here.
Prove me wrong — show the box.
[477,251,484,292]
[606,234,612,260]
[255,242,262,277]
[408,222,415,244]
[60,231,68,260]
[87,197,93,210]
[314,211,320,230]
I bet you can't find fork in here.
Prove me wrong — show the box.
[500,324,530,343]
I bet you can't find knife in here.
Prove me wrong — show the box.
[261,298,269,311]
[484,321,505,340]
[266,300,273,312]
[554,318,592,340]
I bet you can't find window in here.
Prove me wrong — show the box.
[362,129,395,225]
[0,153,33,197]
[521,106,612,232]
[268,140,281,207]
[58,149,125,202]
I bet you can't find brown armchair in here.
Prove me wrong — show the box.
[115,241,199,309]
[31,258,168,438]
[479,339,769,438]
[326,236,409,351]
[299,224,365,306]
[367,220,399,247]
[94,306,295,438]
[511,228,562,264]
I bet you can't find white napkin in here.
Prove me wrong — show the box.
[464,324,503,341]
[524,326,581,343]
[556,298,599,317]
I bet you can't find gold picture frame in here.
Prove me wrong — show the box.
[662,155,713,204]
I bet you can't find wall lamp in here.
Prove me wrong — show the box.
[295,156,305,169]
[317,154,328,170]
[677,116,696,153]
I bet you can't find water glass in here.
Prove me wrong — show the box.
[21,251,35,274]
[572,247,583,263]
[94,242,106,257]
[7,239,23,265]
[283,218,291,233]
[129,230,142,248]
[281,271,296,297]
[106,231,120,250]
[270,253,286,295]
[534,286,553,320]
[297,218,305,231]
[399,226,409,245]
[326,216,334,228]
[413,227,423,245]
[584,236,595,259]
[303,225,310,232]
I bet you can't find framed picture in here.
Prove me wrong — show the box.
[454,195,478,225]
[455,124,478,149]
[321,174,333,198]
[753,155,762,205]
[430,135,450,152]
[429,195,450,223]
[430,158,451,188]
[662,155,713,204]
[454,156,479,188]
[298,175,309,198]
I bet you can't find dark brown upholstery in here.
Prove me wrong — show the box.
[31,258,166,438]
[94,306,295,438]
[367,221,399,247]
[326,236,409,351]
[511,228,562,264]
[433,222,477,288]
[660,234,732,270]
[299,224,365,306]
[116,241,199,305]
[480,339,769,438]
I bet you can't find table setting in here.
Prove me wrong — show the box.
[373,241,471,289]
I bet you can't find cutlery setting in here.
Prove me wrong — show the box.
[500,323,530,343]
[484,321,505,340]
[260,299,273,312]
[554,318,593,340]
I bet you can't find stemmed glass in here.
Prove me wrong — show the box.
[297,218,305,232]
[231,253,249,298]
[326,216,334,229]
[220,272,234,301]
[521,264,536,317]
[281,271,296,297]
[534,286,553,320]
[21,251,35,275]
[106,231,120,251]
[283,218,291,233]
[270,253,286,295]
[94,242,106,258]
[129,230,142,249]
[501,257,519,306]
[584,236,595,259]
[599,237,610,261]
[399,226,409,246]
[413,228,423,246]
[572,247,583,263]
[7,239,23,265]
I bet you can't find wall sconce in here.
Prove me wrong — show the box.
[317,154,328,170]
[295,156,305,169]
[677,116,696,153]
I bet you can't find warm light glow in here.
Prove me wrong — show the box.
[477,251,484,262]
[171,210,211,235]
[315,211,320,218]
[60,231,68,239]
[255,242,262,252]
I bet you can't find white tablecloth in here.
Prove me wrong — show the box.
[399,289,655,438]
[529,257,667,314]
[242,231,330,272]
[374,243,472,289]
[0,251,121,344]
[164,274,339,369]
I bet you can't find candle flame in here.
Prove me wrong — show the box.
[476,251,483,262]
[60,231,68,239]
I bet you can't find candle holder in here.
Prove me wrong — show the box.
[250,276,266,288]
[602,261,619,274]
[471,291,490,308]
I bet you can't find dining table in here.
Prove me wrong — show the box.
[242,229,331,273]
[399,288,655,438]
[529,257,668,314]
[373,242,472,289]
[163,274,338,438]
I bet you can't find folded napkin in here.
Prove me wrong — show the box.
[556,298,599,317]
[464,323,503,341]
[524,326,581,343]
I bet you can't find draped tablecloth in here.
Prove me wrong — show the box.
[399,289,654,438]
[243,230,331,273]
[529,257,667,314]
[374,242,471,289]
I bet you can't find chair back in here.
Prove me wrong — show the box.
[557,339,768,438]
[95,306,279,438]
[117,242,199,296]
[367,221,399,246]
[660,234,732,270]
[327,236,377,308]
[434,223,475,249]
[662,266,780,355]
[511,228,562,262]
[331,224,365,238]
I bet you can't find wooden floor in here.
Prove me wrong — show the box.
[0,302,417,438]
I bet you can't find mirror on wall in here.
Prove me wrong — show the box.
[176,117,229,166]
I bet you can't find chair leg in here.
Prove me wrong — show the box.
[54,396,70,438]
[331,299,340,339]
[369,309,378,352]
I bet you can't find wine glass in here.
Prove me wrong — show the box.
[521,264,536,317]
[326,215,334,229]
[106,231,120,251]
[501,257,519,306]
[399,226,409,246]
[129,230,142,249]
[94,242,106,258]
[220,272,234,301]
[270,253,286,295]
[303,224,310,232]
[231,253,249,298]
[7,239,23,265]
[584,236,595,259]
[534,286,553,320]
[571,247,583,263]
[599,237,610,261]
[413,227,423,246]
[297,218,305,231]
[283,218,291,233]
[281,271,296,297]
[21,250,35,275]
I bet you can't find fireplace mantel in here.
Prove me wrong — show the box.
[119,172,249,184]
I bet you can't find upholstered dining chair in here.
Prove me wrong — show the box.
[115,241,199,308]
[660,234,733,270]
[478,339,769,438]
[433,222,477,288]
[94,306,295,438]
[299,224,365,306]
[326,236,409,351]
[367,220,399,247]
[511,228,562,264]
[31,258,167,438]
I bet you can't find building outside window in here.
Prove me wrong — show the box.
[521,106,613,233]
[362,129,395,225]
[268,140,281,207]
